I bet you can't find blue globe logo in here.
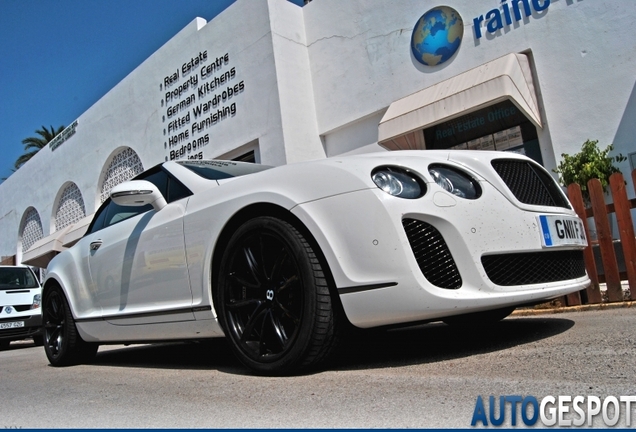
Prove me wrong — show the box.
[411,6,463,66]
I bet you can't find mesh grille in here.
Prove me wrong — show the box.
[482,250,586,286]
[402,219,462,289]
[491,159,570,208]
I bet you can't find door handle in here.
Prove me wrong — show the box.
[90,240,103,251]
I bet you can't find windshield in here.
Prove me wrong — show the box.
[0,267,38,290]
[177,160,272,180]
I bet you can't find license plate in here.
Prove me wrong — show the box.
[0,321,25,330]
[538,215,588,247]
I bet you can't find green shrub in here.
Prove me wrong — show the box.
[553,139,626,202]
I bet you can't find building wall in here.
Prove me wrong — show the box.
[1,0,635,259]
[305,0,636,170]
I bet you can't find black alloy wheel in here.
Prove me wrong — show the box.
[216,216,339,375]
[43,284,97,366]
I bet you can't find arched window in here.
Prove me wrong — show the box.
[54,183,86,231]
[20,208,43,253]
[99,148,144,203]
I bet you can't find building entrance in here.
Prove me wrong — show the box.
[422,100,543,165]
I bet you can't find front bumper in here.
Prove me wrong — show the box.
[292,182,589,328]
[0,313,43,341]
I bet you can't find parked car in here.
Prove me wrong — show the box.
[0,265,42,348]
[42,151,589,374]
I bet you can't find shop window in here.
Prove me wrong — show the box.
[423,100,543,165]
[232,150,256,163]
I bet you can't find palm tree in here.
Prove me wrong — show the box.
[14,125,65,170]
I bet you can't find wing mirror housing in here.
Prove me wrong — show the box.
[110,180,167,211]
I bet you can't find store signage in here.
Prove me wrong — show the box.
[423,100,527,150]
[49,120,79,151]
[473,0,551,39]
[159,50,245,161]
[411,6,463,66]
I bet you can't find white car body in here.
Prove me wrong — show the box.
[0,265,42,346]
[43,150,589,372]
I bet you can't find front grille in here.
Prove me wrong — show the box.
[0,327,39,338]
[402,219,462,289]
[482,250,586,286]
[0,315,33,322]
[491,159,570,208]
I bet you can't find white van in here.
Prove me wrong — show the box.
[0,265,42,348]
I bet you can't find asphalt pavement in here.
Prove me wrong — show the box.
[1,306,634,428]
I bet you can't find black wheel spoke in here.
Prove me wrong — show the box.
[229,272,260,290]
[47,326,62,354]
[243,245,265,284]
[258,310,270,355]
[268,246,288,282]
[239,302,267,344]
[268,312,287,348]
[49,296,61,320]
[226,298,260,310]
[275,301,301,324]
[277,275,299,293]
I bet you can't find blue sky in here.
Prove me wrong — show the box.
[0,0,303,182]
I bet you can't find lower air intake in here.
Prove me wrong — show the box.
[482,250,586,286]
[402,218,462,289]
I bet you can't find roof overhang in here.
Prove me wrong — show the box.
[61,214,93,248]
[21,214,93,268]
[378,53,542,150]
[21,226,71,268]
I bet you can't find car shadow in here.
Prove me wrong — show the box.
[90,316,574,375]
[92,339,246,374]
[331,316,575,371]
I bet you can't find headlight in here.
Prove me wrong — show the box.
[31,294,41,310]
[372,167,425,199]
[428,165,481,199]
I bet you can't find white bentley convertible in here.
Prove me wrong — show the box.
[42,151,589,374]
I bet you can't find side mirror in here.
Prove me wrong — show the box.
[110,180,167,211]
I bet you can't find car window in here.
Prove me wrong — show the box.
[0,267,39,290]
[86,199,152,235]
[86,165,192,234]
[138,166,192,203]
[85,166,192,235]
[104,201,153,227]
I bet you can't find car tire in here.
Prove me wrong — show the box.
[43,284,98,366]
[443,306,515,327]
[215,216,340,375]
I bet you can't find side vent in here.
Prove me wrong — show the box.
[402,219,462,289]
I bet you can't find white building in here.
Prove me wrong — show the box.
[1,0,635,265]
